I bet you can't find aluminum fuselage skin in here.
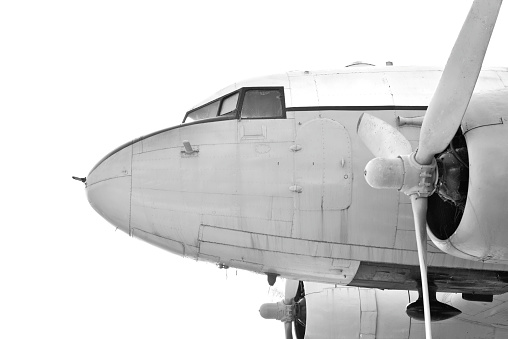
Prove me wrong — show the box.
[86,66,508,292]
[304,282,508,338]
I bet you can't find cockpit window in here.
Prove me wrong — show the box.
[183,87,285,124]
[219,92,239,117]
[184,91,240,123]
[185,100,221,123]
[241,89,283,119]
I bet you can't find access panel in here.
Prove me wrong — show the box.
[295,117,352,211]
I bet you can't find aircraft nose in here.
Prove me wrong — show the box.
[86,143,133,234]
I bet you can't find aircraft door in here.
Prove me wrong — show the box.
[293,115,352,240]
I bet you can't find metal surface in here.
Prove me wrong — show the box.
[304,282,508,338]
[295,117,352,211]
[429,90,508,262]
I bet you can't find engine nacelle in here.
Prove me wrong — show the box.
[427,89,508,263]
[303,283,507,339]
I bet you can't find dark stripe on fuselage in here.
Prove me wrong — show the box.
[89,105,427,175]
[286,105,428,111]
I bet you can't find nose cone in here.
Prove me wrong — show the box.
[86,144,133,234]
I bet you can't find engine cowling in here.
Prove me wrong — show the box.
[427,89,508,263]
[301,283,507,339]
[304,283,411,338]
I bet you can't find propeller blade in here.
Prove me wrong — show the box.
[284,279,300,305]
[417,0,502,164]
[411,195,432,339]
[284,280,299,339]
[357,113,412,158]
[284,321,294,339]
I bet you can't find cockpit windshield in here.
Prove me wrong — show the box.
[241,90,282,118]
[183,87,285,124]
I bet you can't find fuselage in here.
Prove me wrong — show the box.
[86,65,508,294]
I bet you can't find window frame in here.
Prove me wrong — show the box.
[238,87,286,120]
[182,86,286,124]
[218,92,240,117]
[182,90,241,124]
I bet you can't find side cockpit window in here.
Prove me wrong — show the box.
[184,92,239,123]
[241,89,283,119]
[219,92,239,117]
[184,100,221,123]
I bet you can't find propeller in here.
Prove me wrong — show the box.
[284,279,299,305]
[357,1,502,338]
[259,279,301,339]
[284,279,299,339]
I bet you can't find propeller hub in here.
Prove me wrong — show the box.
[399,152,438,198]
[364,157,404,189]
[259,301,295,322]
[364,152,438,198]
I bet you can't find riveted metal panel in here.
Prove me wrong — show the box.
[498,70,508,87]
[288,73,319,107]
[179,119,238,146]
[229,259,263,273]
[131,228,186,257]
[474,70,506,91]
[305,287,361,338]
[314,72,393,107]
[88,144,133,184]
[238,119,295,143]
[385,69,441,106]
[375,289,410,338]
[197,225,360,284]
[294,117,352,211]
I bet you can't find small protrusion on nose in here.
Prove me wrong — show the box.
[72,176,86,184]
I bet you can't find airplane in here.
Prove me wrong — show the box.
[76,0,508,338]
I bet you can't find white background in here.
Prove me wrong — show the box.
[1,1,506,338]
